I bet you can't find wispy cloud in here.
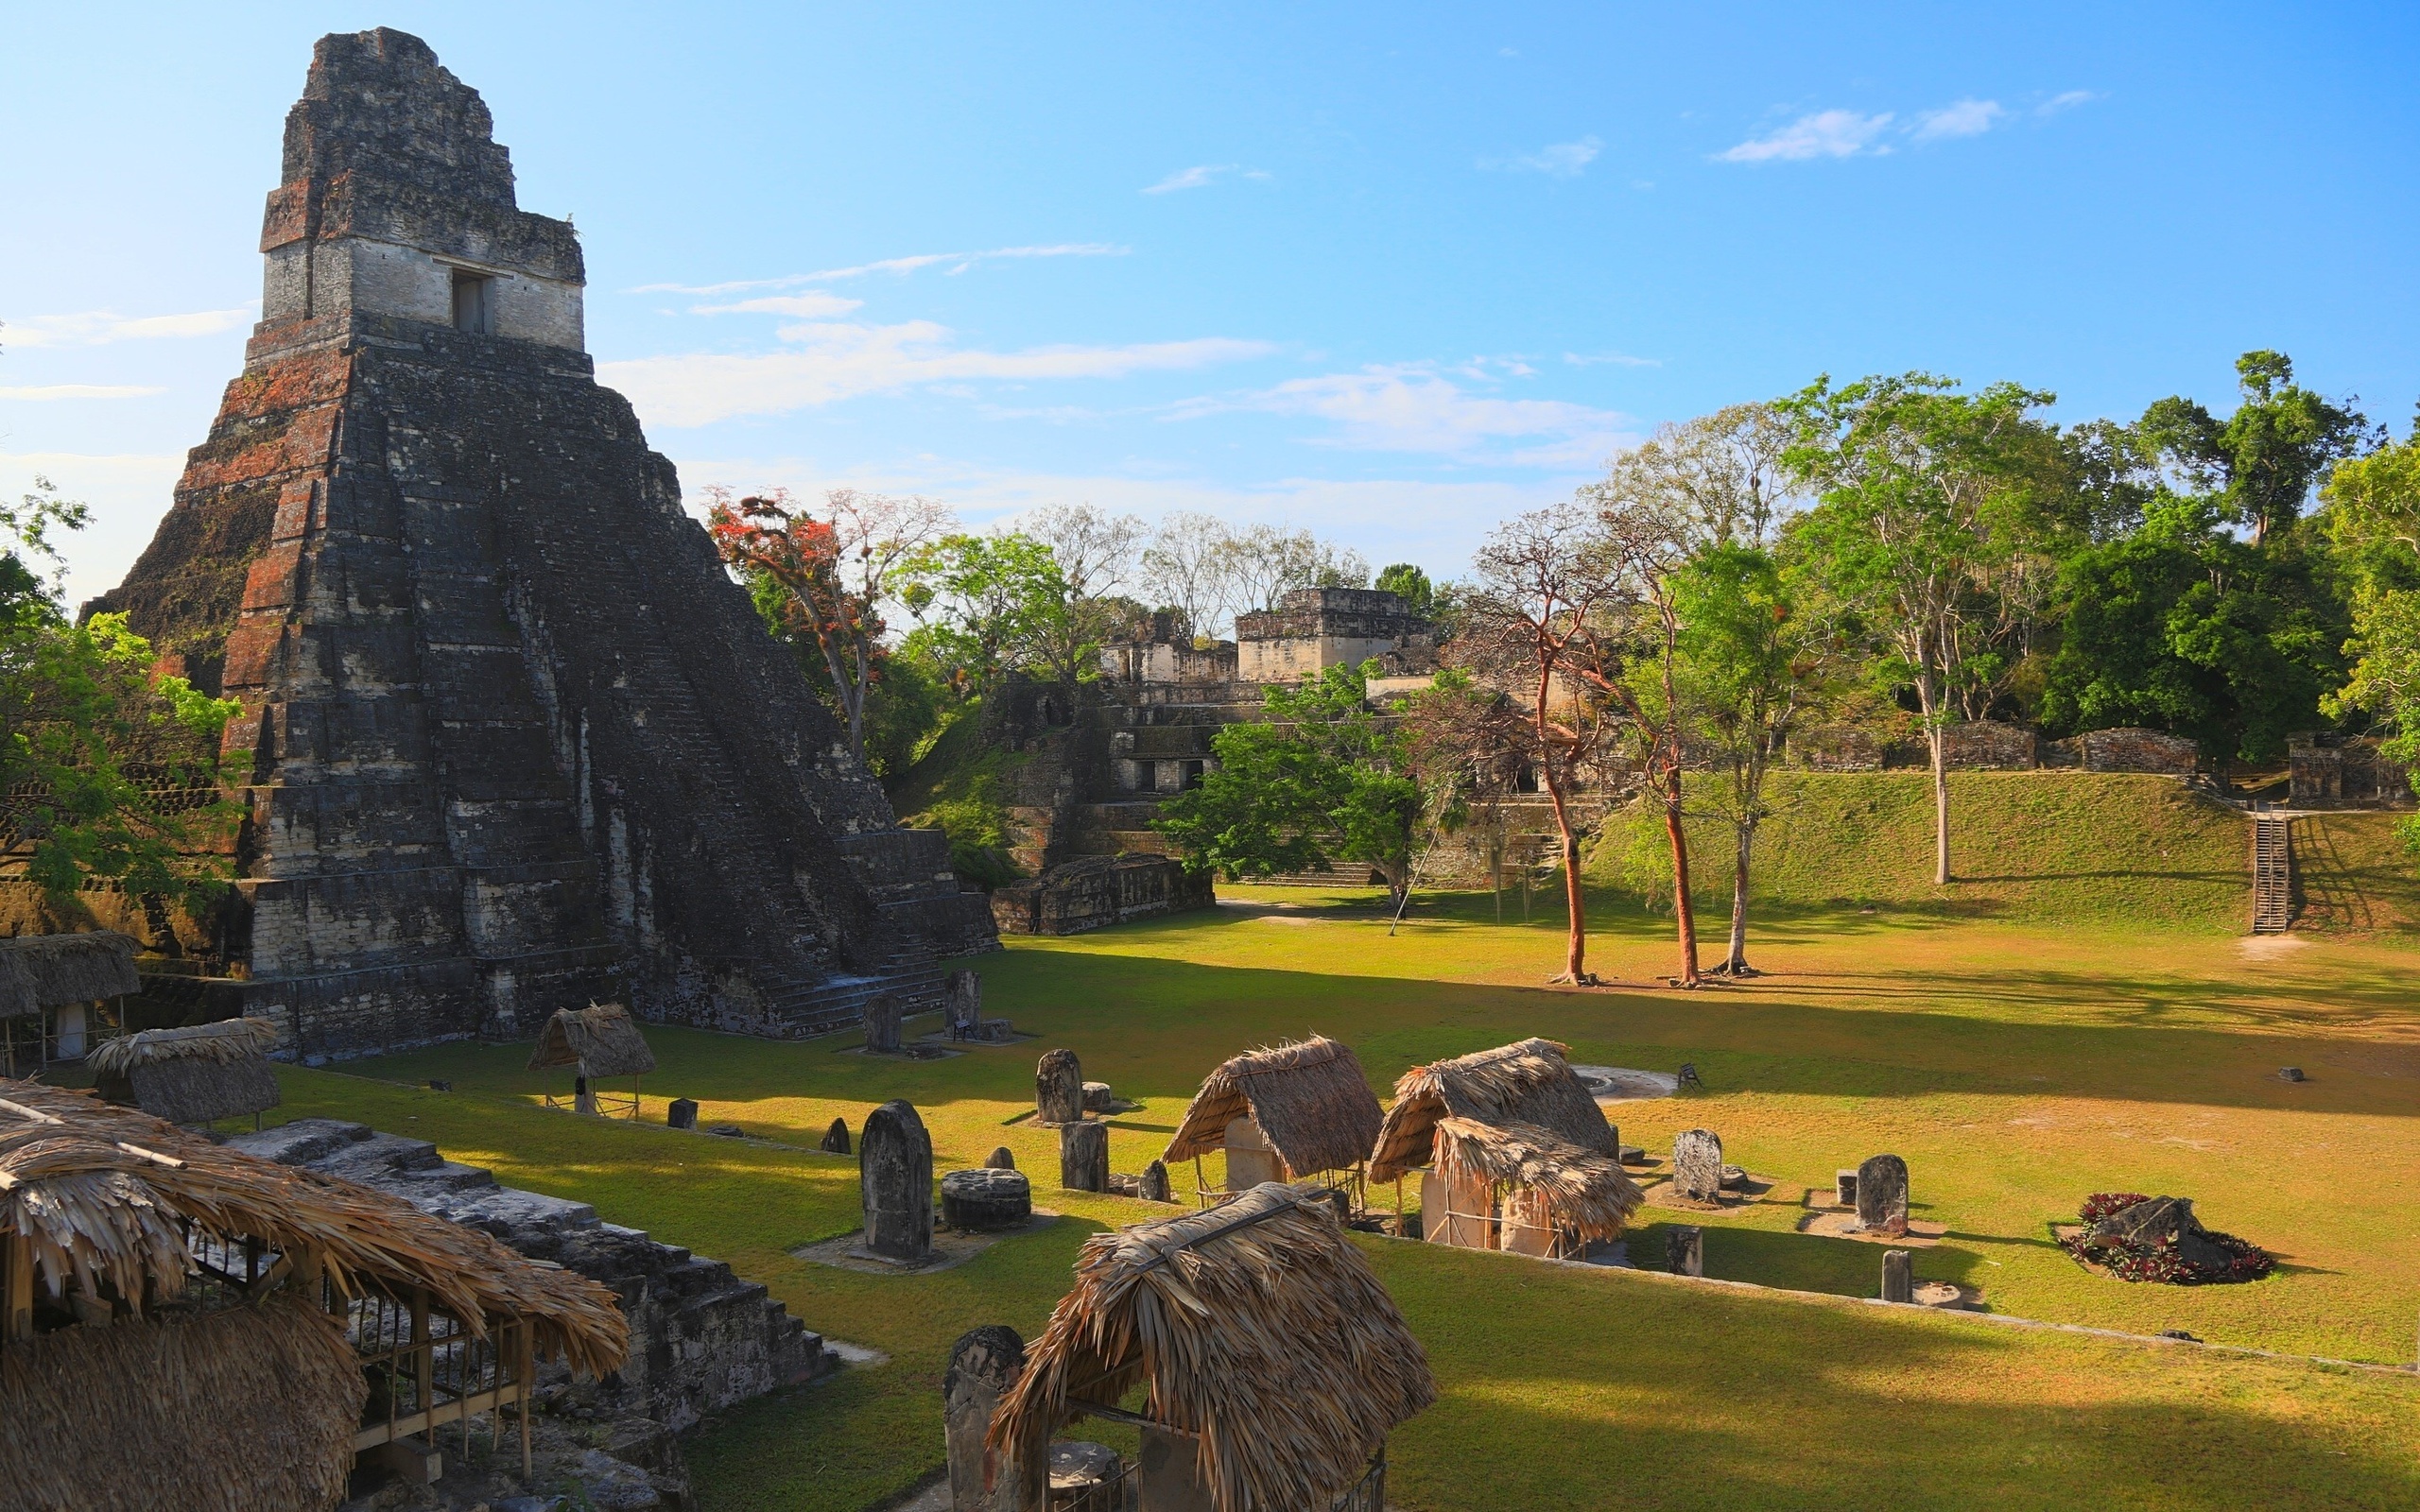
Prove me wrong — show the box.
[1,307,251,348]
[1717,110,1894,163]
[2037,90,2100,115]
[631,244,1128,296]
[1176,363,1634,468]
[601,321,1272,427]
[1484,136,1602,178]
[1142,164,1270,195]
[688,293,865,318]
[1563,351,1659,369]
[0,384,165,401]
[1913,98,2006,140]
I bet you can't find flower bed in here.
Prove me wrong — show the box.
[2059,1193,2274,1285]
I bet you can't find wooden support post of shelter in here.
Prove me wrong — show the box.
[527,1003,656,1118]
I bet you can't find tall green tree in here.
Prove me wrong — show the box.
[1781,373,2066,885]
[895,531,1083,692]
[1152,660,1425,910]
[1374,562,1436,616]
[2322,421,2420,842]
[2137,350,2370,547]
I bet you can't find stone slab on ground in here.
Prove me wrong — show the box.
[1797,1210,1950,1246]
[1569,1065,1681,1102]
[791,1211,1062,1275]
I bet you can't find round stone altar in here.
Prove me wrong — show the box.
[942,1167,1034,1231]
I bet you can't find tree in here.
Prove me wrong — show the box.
[1374,562,1436,616]
[0,479,242,917]
[1021,503,1147,681]
[1402,668,1533,922]
[1672,543,1823,974]
[705,486,952,762]
[2323,421,2420,843]
[1781,373,2066,885]
[1139,512,1237,643]
[1225,524,1369,614]
[894,532,1078,692]
[1615,403,1799,549]
[2137,350,2370,547]
[1463,501,1626,984]
[1152,660,1425,908]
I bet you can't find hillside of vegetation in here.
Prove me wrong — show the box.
[1592,771,2420,935]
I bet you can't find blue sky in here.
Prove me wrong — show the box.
[6,3,2417,610]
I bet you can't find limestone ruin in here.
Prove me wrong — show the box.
[79,28,993,1060]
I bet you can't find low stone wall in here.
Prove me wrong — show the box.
[2044,727,2202,776]
[990,855,1216,935]
[229,1118,830,1431]
[1791,722,2040,771]
[2290,737,2415,809]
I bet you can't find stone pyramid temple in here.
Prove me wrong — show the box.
[89,28,994,1059]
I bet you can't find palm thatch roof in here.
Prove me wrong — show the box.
[991,1181,1435,1512]
[0,1079,626,1377]
[1160,1036,1384,1177]
[0,931,139,1018]
[0,1292,365,1511]
[1431,1116,1642,1242]
[1367,1038,1619,1183]
[527,1003,656,1078]
[90,1017,283,1126]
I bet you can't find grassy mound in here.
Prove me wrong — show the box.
[1595,772,2305,933]
[885,700,1026,886]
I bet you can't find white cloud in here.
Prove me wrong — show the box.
[1,307,251,348]
[2038,90,2100,115]
[1563,351,1659,369]
[631,244,1129,296]
[1487,136,1602,178]
[689,293,865,318]
[0,384,165,401]
[1718,110,1894,163]
[1142,164,1271,194]
[1913,98,2005,140]
[601,320,1274,427]
[1179,364,1635,468]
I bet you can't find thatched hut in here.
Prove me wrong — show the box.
[90,1016,283,1127]
[527,1003,656,1117]
[0,1078,626,1508]
[0,930,139,1074]
[1367,1038,1643,1260]
[991,1181,1435,1512]
[1161,1036,1384,1207]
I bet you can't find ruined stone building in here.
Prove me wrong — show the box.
[82,29,993,1059]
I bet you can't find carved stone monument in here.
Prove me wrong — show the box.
[1856,1154,1910,1235]
[860,1100,933,1263]
[1666,1224,1704,1278]
[1059,1120,1110,1193]
[864,995,905,1055]
[941,1169,1032,1231]
[1835,1169,1858,1207]
[1672,1128,1724,1203]
[1137,1159,1172,1203]
[984,1145,1016,1171]
[945,970,982,1036]
[1036,1049,1084,1125]
[821,1117,851,1155]
[666,1097,698,1131]
[944,1326,1026,1512]
[1881,1248,1913,1303]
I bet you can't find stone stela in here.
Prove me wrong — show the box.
[1855,1154,1910,1236]
[1672,1128,1725,1203]
[860,1100,934,1263]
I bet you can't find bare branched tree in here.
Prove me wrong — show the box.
[1140,512,1238,642]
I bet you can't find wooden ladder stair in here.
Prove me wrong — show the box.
[2252,814,2293,934]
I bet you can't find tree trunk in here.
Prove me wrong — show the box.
[1931,727,1951,885]
[1541,771,1588,983]
[1661,769,1702,987]
[1724,819,1753,973]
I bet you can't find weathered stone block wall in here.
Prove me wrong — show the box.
[991,855,1215,935]
[2044,727,2202,776]
[2290,736,2416,809]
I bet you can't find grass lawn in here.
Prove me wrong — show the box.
[266,871,2420,1510]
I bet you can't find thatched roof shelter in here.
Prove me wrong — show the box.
[0,1292,366,1510]
[89,1016,282,1125]
[527,1003,656,1078]
[1160,1036,1384,1178]
[991,1181,1435,1512]
[0,931,139,1018]
[1367,1038,1642,1242]
[0,1078,626,1376]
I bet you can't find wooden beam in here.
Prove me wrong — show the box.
[352,1380,527,1452]
[5,1234,32,1342]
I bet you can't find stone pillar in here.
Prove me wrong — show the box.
[1137,1159,1172,1202]
[944,1326,1025,1512]
[861,1100,933,1263]
[1881,1248,1913,1303]
[1671,1128,1723,1202]
[666,1098,699,1131]
[1666,1224,1704,1278]
[1856,1154,1910,1235]
[1060,1120,1110,1193]
[821,1117,852,1155]
[864,995,904,1055]
[1221,1116,1285,1189]
[1835,1170,1858,1207]
[1036,1049,1084,1125]
[946,970,982,1034]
